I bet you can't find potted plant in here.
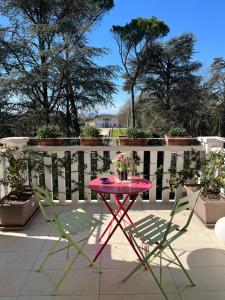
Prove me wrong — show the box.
[165,127,191,145]
[119,128,148,146]
[185,150,225,226]
[148,132,165,146]
[37,124,62,146]
[0,147,39,227]
[164,149,225,226]
[113,153,136,181]
[80,126,103,146]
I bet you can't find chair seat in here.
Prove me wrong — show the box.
[123,214,180,246]
[57,208,103,235]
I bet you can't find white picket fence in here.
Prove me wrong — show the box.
[0,136,224,204]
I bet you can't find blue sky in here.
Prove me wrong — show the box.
[89,0,225,113]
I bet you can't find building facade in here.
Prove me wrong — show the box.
[85,115,119,128]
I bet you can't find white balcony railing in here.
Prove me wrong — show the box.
[0,136,224,204]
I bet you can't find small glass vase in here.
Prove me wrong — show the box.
[117,170,128,182]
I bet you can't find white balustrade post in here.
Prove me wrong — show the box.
[57,151,66,205]
[149,151,157,203]
[71,151,79,205]
[43,152,53,200]
[176,151,184,199]
[162,151,171,202]
[84,151,91,203]
[0,157,8,198]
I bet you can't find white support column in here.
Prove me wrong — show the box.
[176,151,184,199]
[84,151,91,203]
[0,157,8,197]
[71,151,79,205]
[44,153,53,201]
[136,150,144,176]
[162,151,171,202]
[109,150,117,202]
[57,151,66,205]
[149,151,157,203]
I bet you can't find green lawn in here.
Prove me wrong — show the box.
[110,128,127,138]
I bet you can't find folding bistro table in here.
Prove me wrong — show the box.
[88,175,153,263]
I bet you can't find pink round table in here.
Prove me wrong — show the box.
[88,175,153,263]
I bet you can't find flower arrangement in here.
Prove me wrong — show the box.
[113,153,135,181]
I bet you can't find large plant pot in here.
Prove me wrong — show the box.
[80,137,103,146]
[186,185,225,226]
[0,190,39,227]
[37,138,63,146]
[119,138,148,146]
[165,135,192,145]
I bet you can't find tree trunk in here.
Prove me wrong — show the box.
[131,86,135,128]
[65,98,72,137]
[70,100,80,137]
[220,106,225,137]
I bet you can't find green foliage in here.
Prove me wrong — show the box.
[0,0,116,137]
[0,147,28,193]
[158,150,225,194]
[168,127,187,137]
[200,150,225,193]
[37,125,61,138]
[83,126,100,137]
[112,17,169,128]
[126,128,148,138]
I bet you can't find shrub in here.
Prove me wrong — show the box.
[126,128,148,138]
[83,126,100,137]
[37,125,61,138]
[168,127,187,137]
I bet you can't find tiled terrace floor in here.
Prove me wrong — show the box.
[0,202,225,300]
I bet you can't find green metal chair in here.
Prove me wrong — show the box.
[33,185,103,294]
[122,189,203,300]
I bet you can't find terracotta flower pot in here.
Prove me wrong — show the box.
[80,137,103,146]
[37,138,63,146]
[119,138,148,146]
[165,135,192,146]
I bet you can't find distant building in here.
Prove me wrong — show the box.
[85,114,120,128]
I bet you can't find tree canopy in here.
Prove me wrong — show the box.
[0,0,116,136]
[112,17,169,128]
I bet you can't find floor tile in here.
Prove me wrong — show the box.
[170,266,225,293]
[0,251,39,270]
[21,269,100,296]
[18,296,99,300]
[34,243,99,270]
[100,294,181,300]
[0,270,29,296]
[100,267,176,295]
[181,291,225,300]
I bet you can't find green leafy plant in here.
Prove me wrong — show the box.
[37,125,61,138]
[0,147,29,195]
[113,152,136,172]
[200,150,225,193]
[168,127,187,137]
[126,128,148,138]
[83,126,100,138]
[157,150,225,194]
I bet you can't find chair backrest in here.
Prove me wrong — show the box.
[32,184,62,233]
[161,188,202,243]
[170,188,202,229]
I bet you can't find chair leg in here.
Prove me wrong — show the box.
[37,237,62,272]
[52,237,101,295]
[168,245,195,286]
[145,259,170,300]
[70,236,102,274]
